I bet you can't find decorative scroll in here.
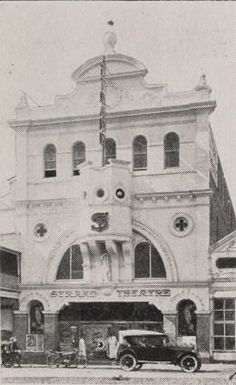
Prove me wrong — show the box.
[91,212,109,232]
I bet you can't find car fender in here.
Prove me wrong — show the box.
[117,348,138,361]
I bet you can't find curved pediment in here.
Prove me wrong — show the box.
[11,32,214,124]
[71,54,148,84]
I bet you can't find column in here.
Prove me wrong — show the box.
[13,311,28,350]
[88,240,100,283]
[196,312,210,359]
[122,242,133,281]
[163,312,177,340]
[106,240,119,282]
[43,312,58,351]
[80,242,91,282]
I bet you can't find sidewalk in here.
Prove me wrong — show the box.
[1,362,236,383]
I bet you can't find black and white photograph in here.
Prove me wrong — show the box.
[0,2,235,384]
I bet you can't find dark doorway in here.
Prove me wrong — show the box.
[58,302,163,360]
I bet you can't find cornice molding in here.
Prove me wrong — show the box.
[135,189,212,203]
[8,100,216,130]
[19,280,210,291]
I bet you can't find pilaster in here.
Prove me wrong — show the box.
[163,312,177,339]
[196,312,210,358]
[13,311,28,350]
[43,312,59,351]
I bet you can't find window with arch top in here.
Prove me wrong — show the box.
[56,245,84,280]
[133,135,147,171]
[105,138,116,164]
[72,142,86,175]
[134,242,166,279]
[164,132,179,168]
[44,144,56,178]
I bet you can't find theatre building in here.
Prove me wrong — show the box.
[1,31,236,361]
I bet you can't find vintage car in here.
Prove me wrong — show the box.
[116,329,201,373]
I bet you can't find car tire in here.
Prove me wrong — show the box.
[119,353,137,371]
[180,354,200,373]
[197,360,202,371]
[2,358,13,368]
[47,354,60,368]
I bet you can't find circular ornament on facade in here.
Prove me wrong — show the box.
[114,184,127,202]
[95,186,108,201]
[170,214,194,237]
[96,188,105,198]
[34,223,48,241]
[116,188,125,200]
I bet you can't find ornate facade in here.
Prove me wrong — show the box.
[0,32,235,361]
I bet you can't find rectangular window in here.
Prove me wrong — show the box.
[213,298,236,351]
[45,169,56,178]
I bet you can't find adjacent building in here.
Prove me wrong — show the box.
[1,31,235,361]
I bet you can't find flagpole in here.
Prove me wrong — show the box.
[100,55,106,167]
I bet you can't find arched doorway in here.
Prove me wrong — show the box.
[58,302,163,360]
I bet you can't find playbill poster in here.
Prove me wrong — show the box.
[0,2,235,384]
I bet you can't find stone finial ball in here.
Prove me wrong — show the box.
[103,31,117,50]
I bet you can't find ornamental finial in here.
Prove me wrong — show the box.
[103,20,116,55]
[194,74,212,93]
[16,92,29,109]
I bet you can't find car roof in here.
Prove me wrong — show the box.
[118,329,165,342]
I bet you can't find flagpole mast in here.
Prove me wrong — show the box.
[100,55,106,167]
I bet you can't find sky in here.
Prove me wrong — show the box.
[0,1,235,206]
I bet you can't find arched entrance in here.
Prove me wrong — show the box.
[58,302,163,361]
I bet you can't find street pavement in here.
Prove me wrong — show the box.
[1,363,236,385]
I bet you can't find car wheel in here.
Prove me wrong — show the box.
[2,358,13,368]
[119,354,137,371]
[180,355,199,373]
[134,363,143,371]
[47,354,60,368]
[197,360,202,372]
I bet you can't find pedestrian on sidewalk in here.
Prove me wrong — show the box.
[107,333,118,359]
[78,332,87,368]
[8,337,21,367]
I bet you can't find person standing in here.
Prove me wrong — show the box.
[107,334,118,360]
[8,337,21,367]
[78,333,87,367]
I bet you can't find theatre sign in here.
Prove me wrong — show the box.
[49,288,171,299]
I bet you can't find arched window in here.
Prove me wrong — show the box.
[44,144,56,178]
[72,142,86,176]
[133,135,147,171]
[56,245,83,280]
[134,242,166,278]
[177,299,196,336]
[164,132,179,168]
[105,138,116,164]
